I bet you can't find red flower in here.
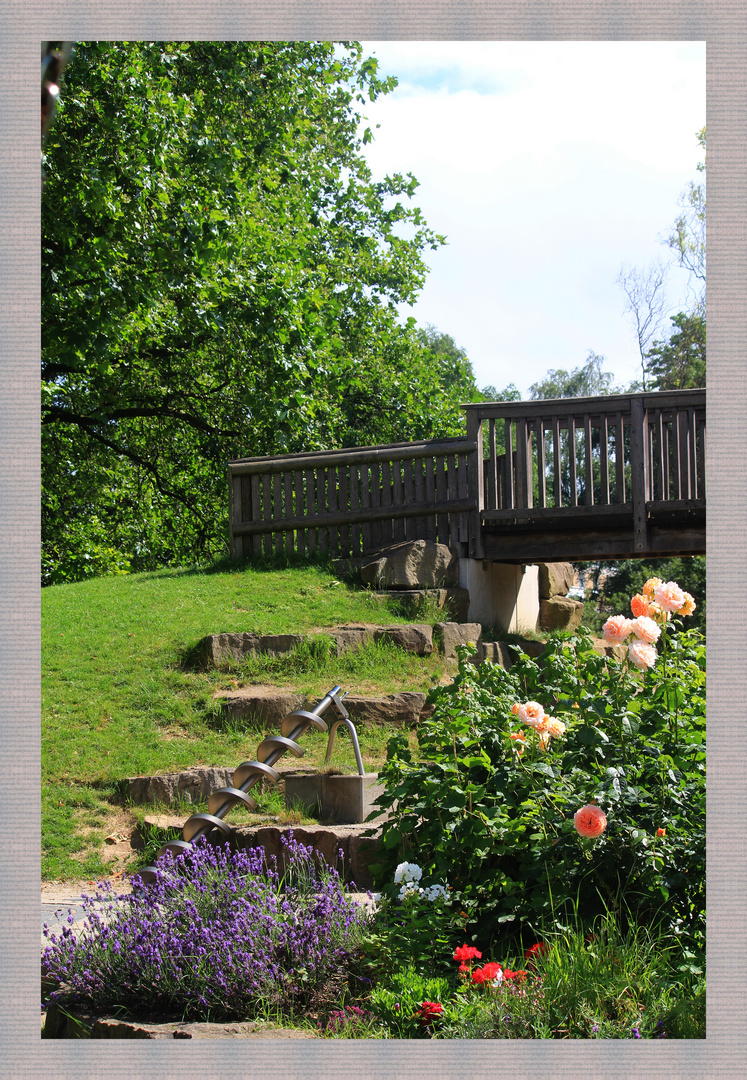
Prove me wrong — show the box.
[453,944,482,963]
[471,961,502,984]
[524,942,550,966]
[416,1001,443,1026]
[503,968,528,982]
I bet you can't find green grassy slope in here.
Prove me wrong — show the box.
[42,560,449,879]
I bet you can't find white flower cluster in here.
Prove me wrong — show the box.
[393,863,449,903]
[393,862,422,885]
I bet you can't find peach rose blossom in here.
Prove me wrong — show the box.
[574,804,607,838]
[647,603,670,626]
[654,580,685,613]
[545,717,566,738]
[602,614,633,644]
[680,592,696,616]
[628,639,658,671]
[511,703,520,715]
[630,593,649,618]
[630,615,661,645]
[518,701,545,727]
[656,828,666,837]
[642,577,663,601]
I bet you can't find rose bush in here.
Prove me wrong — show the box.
[368,589,704,952]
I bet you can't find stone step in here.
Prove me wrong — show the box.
[216,688,434,728]
[193,619,481,668]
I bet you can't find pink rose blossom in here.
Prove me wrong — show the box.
[602,615,633,644]
[628,639,658,671]
[629,615,661,645]
[518,701,546,727]
[574,804,608,838]
[654,580,685,613]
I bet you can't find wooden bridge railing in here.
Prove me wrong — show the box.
[463,388,705,559]
[228,389,705,563]
[228,437,477,560]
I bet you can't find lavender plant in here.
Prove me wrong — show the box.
[42,833,368,1022]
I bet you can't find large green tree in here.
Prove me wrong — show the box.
[42,41,470,583]
[644,311,705,391]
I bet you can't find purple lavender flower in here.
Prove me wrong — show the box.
[41,835,368,1023]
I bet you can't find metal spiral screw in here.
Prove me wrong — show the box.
[136,686,350,884]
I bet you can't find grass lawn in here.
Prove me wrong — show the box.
[42,558,452,880]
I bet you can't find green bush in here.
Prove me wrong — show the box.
[370,616,705,952]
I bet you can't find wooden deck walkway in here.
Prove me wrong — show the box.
[228,389,705,564]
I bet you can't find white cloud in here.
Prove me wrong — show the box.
[357,41,705,393]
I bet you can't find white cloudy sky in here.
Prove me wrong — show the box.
[356,41,706,396]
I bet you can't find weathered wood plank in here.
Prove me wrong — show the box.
[599,414,609,505]
[436,453,449,544]
[536,419,546,509]
[261,474,272,556]
[487,419,498,511]
[583,414,594,506]
[552,417,561,507]
[338,466,349,557]
[230,437,476,475]
[504,419,515,509]
[614,412,625,504]
[423,456,437,543]
[305,468,316,554]
[271,473,282,555]
[284,471,294,554]
[349,464,361,556]
[233,497,477,535]
[629,397,648,555]
[515,417,530,510]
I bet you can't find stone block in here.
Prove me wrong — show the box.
[537,562,576,599]
[217,688,305,727]
[196,632,306,667]
[433,621,483,659]
[127,767,235,807]
[342,692,428,727]
[538,596,584,631]
[284,772,385,825]
[373,623,433,655]
[231,823,380,887]
[359,539,459,589]
[480,641,515,668]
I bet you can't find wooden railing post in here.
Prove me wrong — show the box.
[629,397,649,554]
[465,410,484,558]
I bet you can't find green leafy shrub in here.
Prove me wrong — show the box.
[370,611,705,952]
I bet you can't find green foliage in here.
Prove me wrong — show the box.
[371,622,705,951]
[357,889,457,982]
[528,351,621,400]
[42,41,479,583]
[432,914,704,1039]
[583,557,705,633]
[369,968,452,1038]
[645,312,705,391]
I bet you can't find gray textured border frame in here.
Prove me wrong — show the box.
[1,2,743,1076]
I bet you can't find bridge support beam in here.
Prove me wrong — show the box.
[459,559,539,634]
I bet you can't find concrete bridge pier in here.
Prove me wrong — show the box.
[459,559,540,635]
